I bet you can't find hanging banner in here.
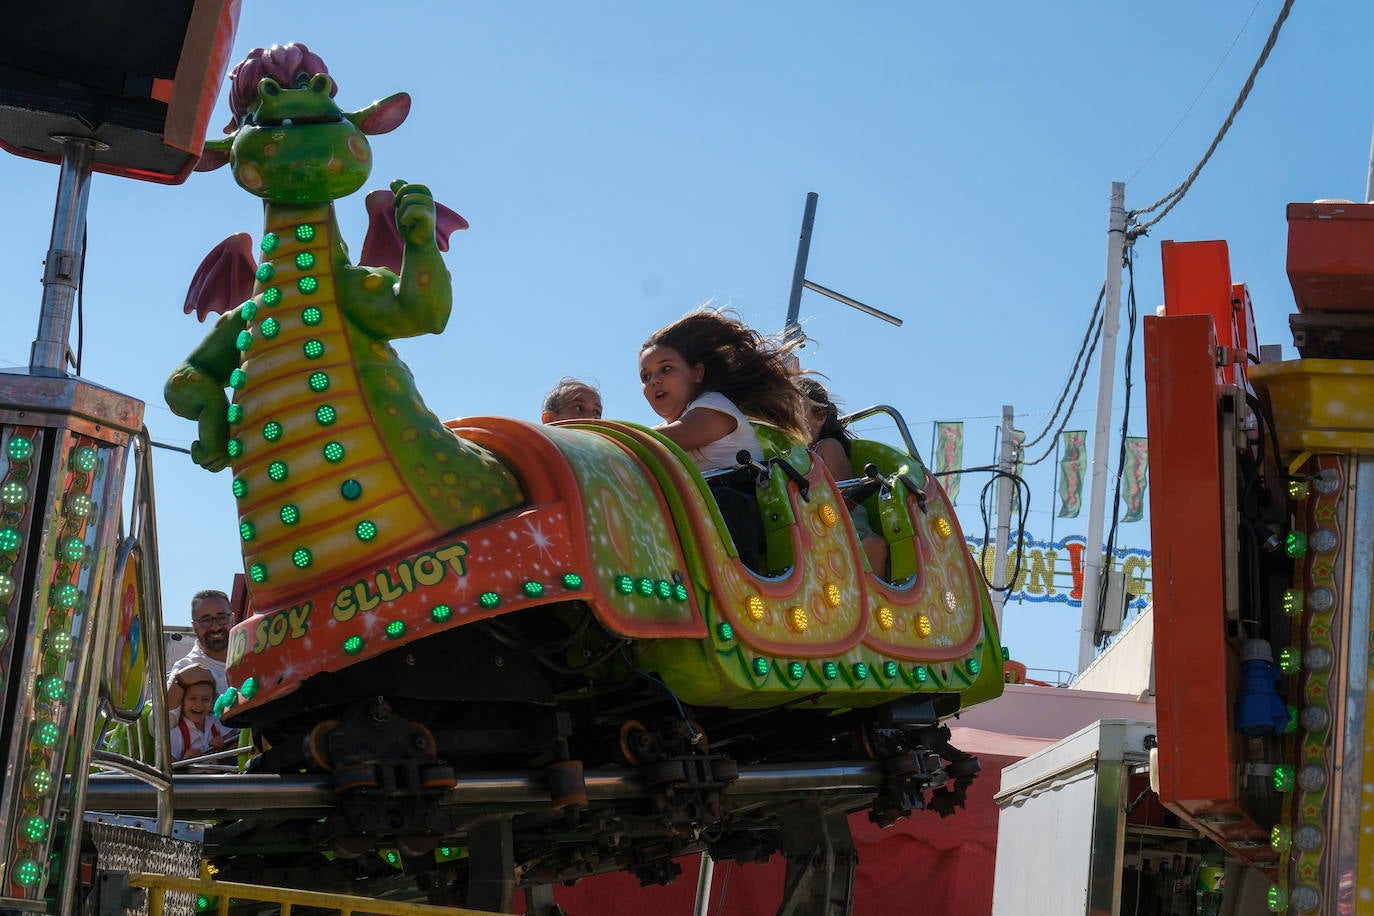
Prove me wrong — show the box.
[1011,428,1026,515]
[935,422,964,504]
[1058,430,1087,518]
[1121,436,1149,522]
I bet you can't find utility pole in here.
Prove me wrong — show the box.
[990,406,1016,629]
[1078,181,1127,674]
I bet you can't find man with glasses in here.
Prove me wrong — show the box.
[165,589,237,727]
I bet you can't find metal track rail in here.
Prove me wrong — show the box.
[82,761,887,820]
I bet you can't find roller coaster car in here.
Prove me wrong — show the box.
[214,406,1001,879]
[162,46,1002,896]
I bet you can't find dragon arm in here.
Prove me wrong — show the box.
[346,180,455,340]
[164,309,248,472]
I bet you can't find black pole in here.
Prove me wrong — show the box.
[783,192,818,347]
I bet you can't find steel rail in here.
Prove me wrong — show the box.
[81,762,887,820]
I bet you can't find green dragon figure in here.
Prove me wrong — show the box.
[165,44,523,608]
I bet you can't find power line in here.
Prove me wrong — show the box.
[1126,0,1267,183]
[1128,0,1296,238]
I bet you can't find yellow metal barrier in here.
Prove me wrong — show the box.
[124,871,514,916]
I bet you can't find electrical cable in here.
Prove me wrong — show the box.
[1020,285,1104,459]
[1128,0,1296,238]
[1023,301,1104,468]
[1126,0,1266,183]
[619,645,696,737]
[1094,248,1140,645]
[976,469,1031,594]
[75,224,87,375]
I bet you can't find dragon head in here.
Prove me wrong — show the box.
[196,43,411,204]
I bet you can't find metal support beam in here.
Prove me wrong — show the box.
[990,406,1016,628]
[30,138,100,376]
[465,817,515,914]
[1078,181,1127,673]
[783,193,819,348]
[776,803,856,916]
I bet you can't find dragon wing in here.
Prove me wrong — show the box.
[358,188,469,274]
[184,232,256,321]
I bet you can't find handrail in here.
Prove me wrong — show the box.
[121,872,510,915]
[840,404,923,461]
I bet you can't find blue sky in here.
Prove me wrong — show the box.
[1,1,1366,676]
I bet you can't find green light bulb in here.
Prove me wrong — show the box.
[316,405,336,425]
[292,547,313,569]
[298,276,319,294]
[260,317,280,339]
[431,604,453,622]
[295,223,315,242]
[386,620,406,639]
[7,435,33,461]
[308,371,330,393]
[255,263,274,282]
[263,286,281,306]
[344,635,363,655]
[356,520,377,541]
[302,306,322,326]
[72,446,99,472]
[323,442,344,463]
[295,251,315,270]
[304,338,324,359]
[260,232,278,253]
[479,592,500,609]
[2,481,28,505]
[263,421,282,442]
[562,572,583,589]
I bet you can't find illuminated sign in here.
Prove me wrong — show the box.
[965,533,1151,609]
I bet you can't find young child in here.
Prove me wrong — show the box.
[169,672,232,762]
[541,378,603,423]
[640,310,807,572]
[797,378,889,577]
[639,310,807,471]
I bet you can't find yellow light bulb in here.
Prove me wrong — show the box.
[747,595,765,622]
[917,614,933,638]
[819,504,838,527]
[788,606,809,632]
[935,517,952,538]
[825,583,842,608]
[877,606,895,630]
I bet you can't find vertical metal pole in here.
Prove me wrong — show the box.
[1366,125,1374,203]
[692,851,715,916]
[30,138,98,377]
[991,406,1016,628]
[1078,182,1127,674]
[783,192,819,348]
[1049,433,1061,544]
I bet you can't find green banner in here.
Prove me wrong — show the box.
[935,422,963,504]
[1121,436,1149,522]
[1058,430,1086,518]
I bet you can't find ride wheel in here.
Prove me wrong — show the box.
[332,763,380,793]
[618,720,650,766]
[547,758,589,809]
[305,719,339,771]
[420,764,457,790]
[409,721,439,756]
